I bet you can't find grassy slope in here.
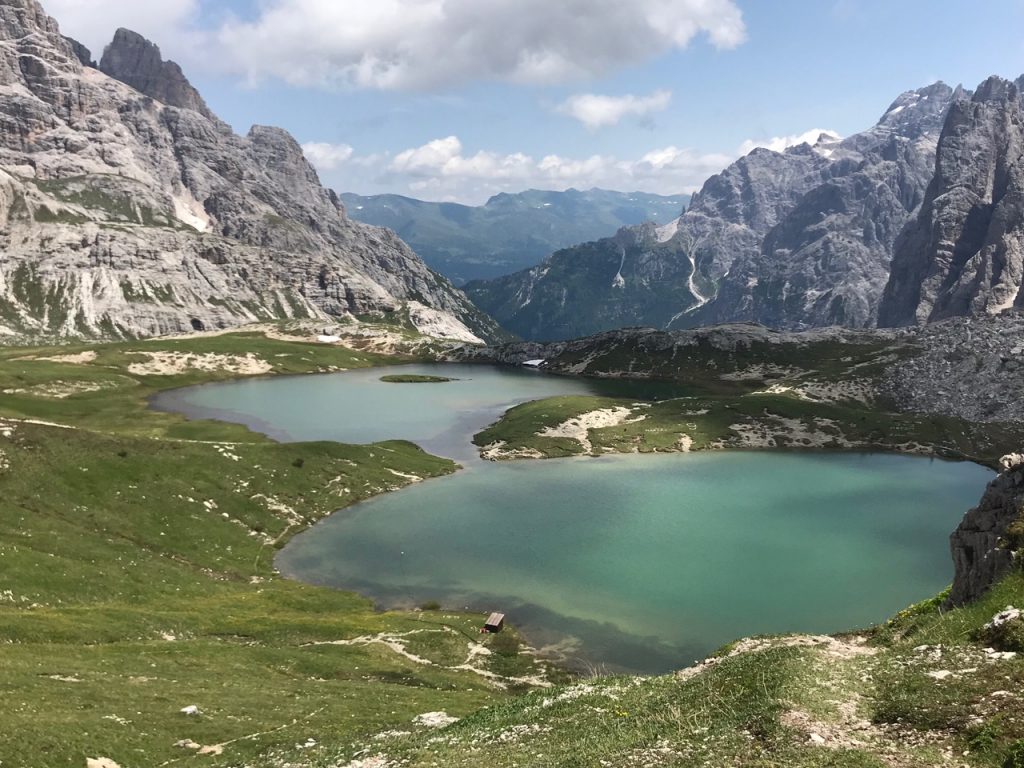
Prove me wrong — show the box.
[3,329,1023,768]
[474,337,1024,468]
[474,392,1024,467]
[0,332,552,767]
[313,575,1024,768]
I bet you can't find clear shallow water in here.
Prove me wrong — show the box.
[152,363,687,463]
[154,364,993,674]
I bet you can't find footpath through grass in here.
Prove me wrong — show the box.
[0,331,554,767]
[313,575,1024,768]
[2,327,1023,768]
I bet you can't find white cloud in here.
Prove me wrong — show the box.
[305,135,733,204]
[738,128,841,156]
[212,0,746,90]
[304,126,855,204]
[45,0,199,59]
[390,137,536,180]
[301,142,355,170]
[558,90,672,129]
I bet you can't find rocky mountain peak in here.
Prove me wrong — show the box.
[973,74,1020,103]
[853,82,955,147]
[686,143,831,234]
[246,124,329,204]
[248,125,318,177]
[468,78,962,340]
[99,28,214,119]
[0,0,499,344]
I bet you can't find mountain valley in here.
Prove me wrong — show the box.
[341,188,688,285]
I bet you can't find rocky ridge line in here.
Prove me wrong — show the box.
[467,81,958,340]
[0,0,498,343]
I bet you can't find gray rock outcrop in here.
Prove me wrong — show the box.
[948,453,1024,606]
[880,77,1024,326]
[0,0,498,344]
[62,35,94,68]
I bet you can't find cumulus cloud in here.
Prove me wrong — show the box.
[45,0,199,58]
[391,137,536,180]
[305,135,732,203]
[301,142,355,170]
[558,90,672,129]
[213,0,746,90]
[303,125,856,204]
[737,128,841,155]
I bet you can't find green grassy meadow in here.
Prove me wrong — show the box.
[0,328,1021,768]
[0,331,552,767]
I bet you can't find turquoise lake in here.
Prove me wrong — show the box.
[153,364,993,674]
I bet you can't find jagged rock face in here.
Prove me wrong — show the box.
[99,28,215,121]
[63,36,94,68]
[948,454,1024,606]
[704,85,955,330]
[880,77,1024,326]
[670,84,954,330]
[0,0,497,344]
[0,0,60,40]
[469,84,955,341]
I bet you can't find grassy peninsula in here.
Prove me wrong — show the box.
[470,333,1024,467]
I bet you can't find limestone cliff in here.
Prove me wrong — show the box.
[880,77,1024,326]
[0,0,499,343]
[948,453,1024,606]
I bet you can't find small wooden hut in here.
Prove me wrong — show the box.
[484,612,505,633]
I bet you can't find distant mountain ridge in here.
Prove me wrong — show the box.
[340,188,688,284]
[467,81,972,341]
[0,0,500,343]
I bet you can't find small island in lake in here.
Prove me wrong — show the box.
[380,374,455,383]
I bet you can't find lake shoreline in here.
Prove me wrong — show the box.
[150,363,995,674]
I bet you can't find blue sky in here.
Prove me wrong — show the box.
[49,0,1024,203]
